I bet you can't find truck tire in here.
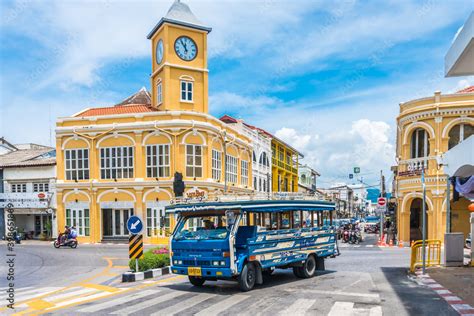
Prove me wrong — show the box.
[239,262,256,292]
[293,266,304,278]
[300,255,316,278]
[316,256,325,271]
[188,276,205,286]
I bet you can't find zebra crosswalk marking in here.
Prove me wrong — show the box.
[78,289,160,313]
[150,293,214,316]
[0,287,62,303]
[328,302,354,316]
[194,294,249,316]
[279,298,315,315]
[45,287,97,303]
[110,291,186,315]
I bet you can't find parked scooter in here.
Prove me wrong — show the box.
[53,233,78,249]
[12,228,21,244]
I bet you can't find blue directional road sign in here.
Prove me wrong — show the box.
[349,174,354,179]
[127,215,143,235]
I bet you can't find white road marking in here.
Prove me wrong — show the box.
[354,245,361,248]
[427,283,442,288]
[443,296,462,301]
[301,289,380,299]
[0,287,63,302]
[45,287,97,302]
[78,289,159,313]
[366,245,374,248]
[369,306,383,316]
[279,298,315,315]
[452,304,474,310]
[328,302,354,316]
[435,289,451,295]
[111,291,186,315]
[49,290,120,309]
[195,294,249,316]
[151,293,214,316]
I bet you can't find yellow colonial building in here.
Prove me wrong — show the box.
[271,139,301,193]
[55,1,253,244]
[395,87,474,244]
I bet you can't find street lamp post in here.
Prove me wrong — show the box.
[422,167,427,274]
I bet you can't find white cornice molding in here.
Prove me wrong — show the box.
[399,107,473,125]
[57,119,251,149]
[151,62,209,78]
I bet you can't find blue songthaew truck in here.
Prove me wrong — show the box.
[166,198,339,291]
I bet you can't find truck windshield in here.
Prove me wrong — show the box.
[174,215,230,240]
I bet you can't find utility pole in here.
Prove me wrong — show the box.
[421,167,427,274]
[380,170,385,242]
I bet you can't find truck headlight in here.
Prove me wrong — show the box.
[212,261,219,266]
[220,261,225,266]
[178,260,183,265]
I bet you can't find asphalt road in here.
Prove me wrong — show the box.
[0,235,458,315]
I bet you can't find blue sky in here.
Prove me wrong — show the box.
[1,0,473,186]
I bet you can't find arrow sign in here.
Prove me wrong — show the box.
[127,215,143,235]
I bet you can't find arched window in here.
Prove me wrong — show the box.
[448,123,474,150]
[410,128,429,158]
[252,151,257,163]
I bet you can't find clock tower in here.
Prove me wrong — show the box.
[148,0,211,113]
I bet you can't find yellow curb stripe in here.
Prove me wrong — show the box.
[81,283,120,293]
[27,299,55,310]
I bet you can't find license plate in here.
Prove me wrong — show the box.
[188,267,202,276]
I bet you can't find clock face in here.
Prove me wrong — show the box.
[156,39,164,64]
[174,36,197,61]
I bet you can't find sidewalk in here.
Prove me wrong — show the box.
[427,266,474,307]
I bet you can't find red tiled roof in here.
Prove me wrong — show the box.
[456,86,474,93]
[76,104,156,117]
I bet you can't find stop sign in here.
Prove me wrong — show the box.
[377,197,386,206]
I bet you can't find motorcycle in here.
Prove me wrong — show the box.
[349,230,359,244]
[12,228,22,244]
[342,229,350,243]
[54,233,78,249]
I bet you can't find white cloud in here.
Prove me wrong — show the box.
[275,127,312,151]
[274,119,394,186]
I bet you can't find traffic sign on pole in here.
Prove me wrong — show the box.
[377,197,387,207]
[349,174,354,179]
[127,215,143,235]
[129,234,144,260]
[354,167,360,174]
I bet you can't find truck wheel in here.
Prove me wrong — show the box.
[301,255,316,278]
[239,262,256,292]
[188,276,205,286]
[293,267,304,278]
[316,257,325,271]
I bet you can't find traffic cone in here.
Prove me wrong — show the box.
[398,240,404,248]
[411,240,414,247]
[389,239,394,247]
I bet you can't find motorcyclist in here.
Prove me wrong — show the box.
[69,226,78,241]
[61,226,70,243]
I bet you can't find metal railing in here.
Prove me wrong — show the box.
[410,239,441,272]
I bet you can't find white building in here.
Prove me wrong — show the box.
[298,164,320,194]
[220,115,272,194]
[0,144,57,240]
[348,183,368,215]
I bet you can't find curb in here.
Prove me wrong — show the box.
[122,266,170,282]
[412,270,474,315]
